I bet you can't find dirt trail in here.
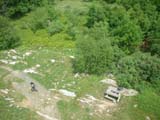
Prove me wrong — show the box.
[0,66,60,120]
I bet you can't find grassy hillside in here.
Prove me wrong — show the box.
[0,0,160,120]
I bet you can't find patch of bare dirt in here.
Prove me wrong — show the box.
[0,65,60,120]
[78,94,117,116]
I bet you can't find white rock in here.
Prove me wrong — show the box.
[74,73,80,78]
[121,89,138,96]
[107,109,110,113]
[47,98,51,101]
[50,59,56,63]
[49,88,56,91]
[9,61,17,65]
[146,116,151,120]
[69,56,75,59]
[0,89,9,94]
[100,78,117,86]
[9,104,13,107]
[59,89,76,97]
[25,52,32,56]
[0,59,8,64]
[36,64,40,68]
[86,94,97,101]
[10,49,17,53]
[5,97,13,101]
[23,68,38,74]
[12,56,17,60]
[107,73,114,78]
[134,104,138,108]
[36,111,55,120]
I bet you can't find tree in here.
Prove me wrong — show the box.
[105,5,143,53]
[0,16,20,50]
[74,22,114,74]
[86,4,106,28]
[0,0,45,18]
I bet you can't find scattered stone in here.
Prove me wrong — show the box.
[59,89,76,97]
[23,68,38,74]
[107,109,110,113]
[50,59,56,63]
[146,116,151,120]
[78,94,115,114]
[23,65,40,74]
[0,59,8,64]
[24,51,32,57]
[36,64,41,68]
[9,104,13,107]
[12,56,17,60]
[120,89,138,96]
[100,78,117,86]
[47,98,51,101]
[16,105,19,108]
[86,94,97,101]
[5,97,14,101]
[0,89,9,94]
[49,89,56,91]
[69,56,75,59]
[10,49,17,54]
[74,73,80,78]
[36,111,56,120]
[9,61,17,65]
[134,104,138,108]
[107,73,114,78]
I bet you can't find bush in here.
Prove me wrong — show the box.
[116,52,160,88]
[47,20,64,35]
[86,4,106,28]
[0,16,20,50]
[74,22,114,74]
[0,0,46,18]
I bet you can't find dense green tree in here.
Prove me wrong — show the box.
[105,5,143,53]
[0,16,20,50]
[74,22,114,74]
[0,0,49,18]
[86,4,106,28]
[116,52,160,88]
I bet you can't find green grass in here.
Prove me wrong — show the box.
[0,97,41,120]
[0,47,105,98]
[0,69,41,120]
[1,43,160,120]
[57,100,104,120]
[110,88,160,120]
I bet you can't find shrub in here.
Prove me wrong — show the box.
[47,20,64,35]
[0,16,20,50]
[74,22,114,74]
[116,52,160,88]
[0,0,46,18]
[86,4,106,28]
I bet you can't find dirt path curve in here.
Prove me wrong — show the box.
[0,65,60,120]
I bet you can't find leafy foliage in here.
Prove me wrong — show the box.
[74,23,114,74]
[0,16,20,50]
[116,52,160,88]
[0,0,49,18]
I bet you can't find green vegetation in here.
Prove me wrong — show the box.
[0,96,41,120]
[0,0,160,120]
[0,0,49,18]
[0,16,20,50]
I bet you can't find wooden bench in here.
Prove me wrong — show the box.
[104,86,121,103]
